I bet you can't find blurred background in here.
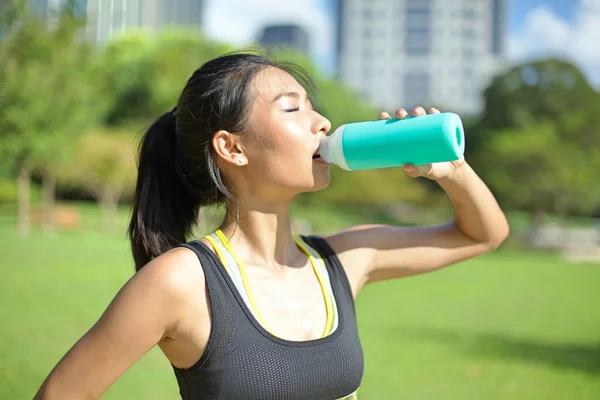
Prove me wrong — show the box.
[1,0,599,399]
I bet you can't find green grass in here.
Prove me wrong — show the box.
[0,203,599,399]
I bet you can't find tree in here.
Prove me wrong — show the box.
[96,30,156,126]
[98,27,233,127]
[0,1,107,235]
[471,58,600,226]
[147,27,233,113]
[58,129,136,234]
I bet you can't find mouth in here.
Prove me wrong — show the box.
[312,151,328,165]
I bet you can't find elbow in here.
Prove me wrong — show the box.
[486,222,510,251]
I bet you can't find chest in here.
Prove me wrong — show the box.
[243,264,331,341]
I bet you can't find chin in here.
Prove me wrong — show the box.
[308,170,331,192]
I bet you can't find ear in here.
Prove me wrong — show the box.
[212,130,247,166]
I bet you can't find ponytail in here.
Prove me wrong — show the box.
[128,110,201,271]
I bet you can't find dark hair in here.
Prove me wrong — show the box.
[127,51,318,271]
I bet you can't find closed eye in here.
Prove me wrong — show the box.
[284,107,300,112]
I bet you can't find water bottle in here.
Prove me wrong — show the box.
[318,112,465,171]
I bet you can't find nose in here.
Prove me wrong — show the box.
[313,111,331,136]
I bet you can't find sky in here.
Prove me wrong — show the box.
[202,0,600,86]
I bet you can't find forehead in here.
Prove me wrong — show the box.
[253,67,306,100]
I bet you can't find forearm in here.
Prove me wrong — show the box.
[436,162,509,246]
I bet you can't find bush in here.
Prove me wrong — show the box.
[0,179,41,203]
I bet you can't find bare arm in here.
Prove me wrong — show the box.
[325,107,509,294]
[34,248,203,400]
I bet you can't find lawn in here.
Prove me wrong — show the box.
[0,203,599,399]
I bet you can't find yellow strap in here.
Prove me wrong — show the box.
[213,229,272,332]
[293,234,335,337]
[211,229,335,338]
[204,234,229,273]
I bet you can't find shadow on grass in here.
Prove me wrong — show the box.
[394,326,600,375]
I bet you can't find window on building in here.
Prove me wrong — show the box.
[462,8,477,19]
[462,28,476,39]
[405,28,431,55]
[405,0,431,55]
[406,0,431,12]
[462,67,475,80]
[404,72,430,106]
[491,0,503,55]
[462,47,476,59]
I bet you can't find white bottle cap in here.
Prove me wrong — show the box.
[320,125,352,171]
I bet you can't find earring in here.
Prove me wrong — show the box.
[238,159,244,164]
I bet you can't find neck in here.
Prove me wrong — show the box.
[218,200,302,269]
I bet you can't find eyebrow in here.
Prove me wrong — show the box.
[271,91,301,102]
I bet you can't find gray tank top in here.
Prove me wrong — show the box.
[173,235,364,399]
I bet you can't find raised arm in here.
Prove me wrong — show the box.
[325,107,509,295]
[34,248,203,400]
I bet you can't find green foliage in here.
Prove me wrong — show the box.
[100,28,233,126]
[0,3,107,172]
[480,58,597,131]
[58,129,137,200]
[148,28,233,113]
[471,58,600,216]
[0,179,41,203]
[96,30,156,125]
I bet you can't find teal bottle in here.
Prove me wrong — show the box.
[319,112,465,171]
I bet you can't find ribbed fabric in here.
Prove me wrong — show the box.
[173,235,364,400]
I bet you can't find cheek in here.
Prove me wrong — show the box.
[249,120,307,160]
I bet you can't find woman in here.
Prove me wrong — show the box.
[34,52,509,400]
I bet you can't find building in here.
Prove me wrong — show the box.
[86,0,204,44]
[28,0,87,20]
[27,0,204,44]
[336,0,506,116]
[258,24,311,55]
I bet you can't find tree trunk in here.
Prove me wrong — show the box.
[17,165,31,237]
[100,186,121,234]
[42,169,56,235]
[530,207,546,233]
[528,207,546,247]
[553,197,570,244]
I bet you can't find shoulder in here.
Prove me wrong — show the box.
[130,245,207,312]
[316,226,380,296]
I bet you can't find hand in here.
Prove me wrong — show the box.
[378,106,466,180]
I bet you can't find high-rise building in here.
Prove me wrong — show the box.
[26,0,204,44]
[336,0,506,116]
[27,0,88,20]
[258,24,311,55]
[86,0,204,44]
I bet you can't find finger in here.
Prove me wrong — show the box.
[429,107,440,114]
[394,108,409,119]
[403,164,419,178]
[378,111,392,120]
[412,106,426,116]
[403,163,431,178]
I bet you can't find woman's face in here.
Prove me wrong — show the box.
[221,66,332,201]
